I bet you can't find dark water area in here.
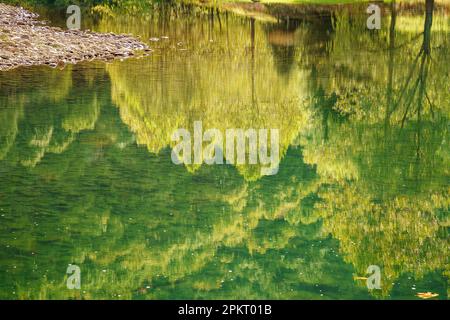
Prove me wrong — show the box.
[0,3,448,299]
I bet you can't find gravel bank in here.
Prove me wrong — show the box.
[0,3,150,71]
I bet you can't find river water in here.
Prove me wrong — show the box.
[0,3,448,299]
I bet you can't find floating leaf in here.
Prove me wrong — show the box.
[416,292,439,299]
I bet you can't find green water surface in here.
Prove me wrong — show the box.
[0,2,448,299]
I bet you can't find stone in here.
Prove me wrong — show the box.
[0,3,150,71]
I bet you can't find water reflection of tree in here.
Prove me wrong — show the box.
[322,0,447,297]
[104,4,449,299]
[0,64,108,167]
[266,24,297,76]
[387,0,435,130]
[0,4,448,300]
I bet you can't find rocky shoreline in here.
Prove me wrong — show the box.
[0,3,150,71]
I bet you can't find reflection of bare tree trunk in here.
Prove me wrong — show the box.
[382,1,397,198]
[210,7,214,28]
[407,0,433,164]
[251,18,256,107]
[209,8,214,41]
[422,0,434,54]
[385,1,397,136]
[322,106,329,142]
[416,0,434,160]
[415,53,429,160]
[226,12,231,57]
[251,18,255,59]
[216,9,222,31]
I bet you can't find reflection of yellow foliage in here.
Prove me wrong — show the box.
[0,103,23,160]
[0,66,104,167]
[316,183,450,297]
[396,15,450,33]
[1,5,449,300]
[106,15,312,181]
[300,122,360,182]
[62,95,100,133]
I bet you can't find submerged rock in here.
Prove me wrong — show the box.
[0,3,149,71]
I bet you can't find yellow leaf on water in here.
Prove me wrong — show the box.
[416,292,439,299]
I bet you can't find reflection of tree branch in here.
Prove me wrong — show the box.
[400,73,421,128]
[388,0,435,125]
[368,33,423,53]
[400,50,431,128]
[388,50,422,118]
[415,55,430,161]
[409,0,434,160]
[393,33,423,50]
[425,90,435,119]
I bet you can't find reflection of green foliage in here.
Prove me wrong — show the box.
[315,183,449,297]
[0,135,369,299]
[297,3,450,298]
